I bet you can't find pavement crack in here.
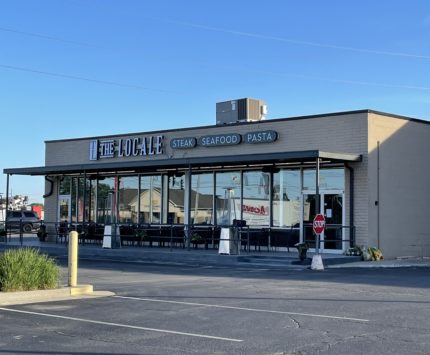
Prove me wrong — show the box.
[288,315,301,329]
[55,331,127,345]
[287,332,379,354]
[322,332,383,352]
[53,330,78,338]
[87,336,127,345]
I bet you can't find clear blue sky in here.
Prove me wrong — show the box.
[1,0,430,204]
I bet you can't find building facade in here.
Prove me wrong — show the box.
[4,108,430,258]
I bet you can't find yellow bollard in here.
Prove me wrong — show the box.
[68,231,78,287]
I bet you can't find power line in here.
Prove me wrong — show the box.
[158,18,430,61]
[193,61,430,91]
[0,64,185,95]
[0,26,102,48]
[1,22,428,92]
[258,70,430,91]
[0,63,430,95]
[3,18,429,62]
[2,61,428,95]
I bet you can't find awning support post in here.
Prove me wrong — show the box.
[184,165,192,250]
[5,174,9,242]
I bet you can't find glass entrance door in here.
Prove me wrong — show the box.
[322,193,343,251]
[301,192,344,253]
[302,194,317,247]
[58,195,71,223]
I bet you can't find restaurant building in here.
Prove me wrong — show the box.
[4,99,430,259]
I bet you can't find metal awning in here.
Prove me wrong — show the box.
[3,150,362,176]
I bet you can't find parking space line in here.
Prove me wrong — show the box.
[114,296,369,322]
[0,307,243,342]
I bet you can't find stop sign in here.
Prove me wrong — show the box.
[313,214,326,235]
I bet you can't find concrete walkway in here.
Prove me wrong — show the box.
[1,235,429,269]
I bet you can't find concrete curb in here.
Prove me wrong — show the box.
[328,260,430,268]
[0,284,115,306]
[2,243,429,269]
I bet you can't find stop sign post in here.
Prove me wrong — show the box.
[313,213,326,254]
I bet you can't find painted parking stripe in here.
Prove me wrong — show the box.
[114,296,369,322]
[0,307,242,342]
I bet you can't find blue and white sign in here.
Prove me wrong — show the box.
[170,130,278,149]
[88,136,164,160]
[99,140,115,159]
[199,134,242,147]
[243,130,278,144]
[170,137,197,149]
[89,140,98,160]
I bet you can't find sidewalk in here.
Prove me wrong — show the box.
[328,256,430,268]
[1,235,429,269]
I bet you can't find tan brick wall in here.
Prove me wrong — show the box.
[44,112,370,249]
[42,112,430,258]
[43,177,58,241]
[45,113,367,166]
[368,113,430,258]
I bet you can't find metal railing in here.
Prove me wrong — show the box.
[0,218,39,246]
[0,219,356,254]
[302,223,356,250]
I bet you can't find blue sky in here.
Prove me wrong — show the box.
[1,0,430,204]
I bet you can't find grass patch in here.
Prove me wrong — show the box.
[0,248,60,292]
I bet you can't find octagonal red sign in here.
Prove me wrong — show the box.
[313,213,326,235]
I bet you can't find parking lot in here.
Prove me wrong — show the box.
[0,259,429,354]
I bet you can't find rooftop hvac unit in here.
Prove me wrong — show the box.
[216,98,267,125]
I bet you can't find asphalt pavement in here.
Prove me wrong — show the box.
[0,259,429,354]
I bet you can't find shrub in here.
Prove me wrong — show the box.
[191,233,203,244]
[0,248,60,292]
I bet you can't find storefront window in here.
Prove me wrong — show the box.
[97,177,115,224]
[59,176,71,195]
[87,179,96,223]
[215,171,241,225]
[167,174,185,224]
[303,168,345,191]
[140,175,162,224]
[191,173,214,224]
[71,177,78,223]
[272,170,301,227]
[242,171,270,226]
[76,178,86,223]
[70,177,92,224]
[118,176,138,224]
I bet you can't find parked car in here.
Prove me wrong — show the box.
[6,210,41,233]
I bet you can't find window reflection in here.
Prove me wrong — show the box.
[71,177,78,223]
[191,173,214,224]
[215,172,241,225]
[88,179,96,223]
[303,168,345,190]
[118,176,138,224]
[77,178,85,222]
[66,167,345,229]
[59,176,71,195]
[73,177,96,223]
[242,171,270,226]
[97,177,115,224]
[140,175,162,224]
[272,170,301,227]
[166,174,185,224]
